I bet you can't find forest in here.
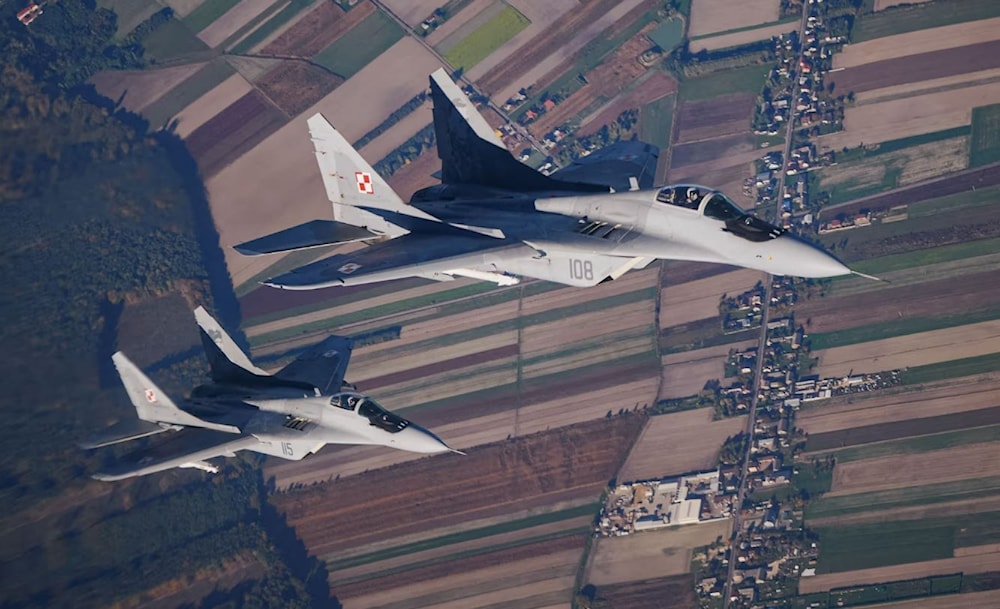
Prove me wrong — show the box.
[0,2,318,607]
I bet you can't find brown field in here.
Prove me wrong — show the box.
[425,0,493,46]
[814,319,1000,378]
[856,67,1000,106]
[660,268,761,328]
[270,416,645,556]
[255,60,344,117]
[185,89,288,178]
[829,442,1000,496]
[671,132,757,168]
[848,589,1000,609]
[386,147,442,200]
[173,73,253,138]
[811,254,1000,302]
[526,22,658,137]
[198,0,276,47]
[382,0,442,28]
[834,17,1000,69]
[667,144,764,187]
[830,39,1000,95]
[798,270,1000,334]
[590,575,698,609]
[688,0,779,38]
[587,518,733,584]
[578,71,678,136]
[262,0,374,57]
[466,0,578,81]
[476,0,651,99]
[521,300,653,355]
[205,37,444,287]
[820,137,968,192]
[662,261,729,287]
[675,93,756,144]
[90,63,206,113]
[818,81,1000,150]
[358,102,432,161]
[798,376,1000,436]
[619,408,748,481]
[335,538,584,607]
[691,21,796,53]
[799,546,1000,594]
[661,340,757,399]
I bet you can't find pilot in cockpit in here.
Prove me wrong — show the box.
[686,187,701,205]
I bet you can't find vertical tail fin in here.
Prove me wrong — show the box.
[194,306,268,382]
[429,69,603,193]
[112,352,206,427]
[307,113,436,235]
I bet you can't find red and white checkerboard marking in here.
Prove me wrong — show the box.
[355,171,374,195]
[145,388,157,403]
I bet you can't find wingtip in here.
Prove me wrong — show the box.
[851,270,887,283]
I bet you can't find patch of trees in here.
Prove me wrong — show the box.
[664,38,778,78]
[374,123,436,176]
[353,90,428,149]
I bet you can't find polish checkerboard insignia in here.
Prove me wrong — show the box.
[355,171,374,194]
[338,262,361,274]
[145,389,157,403]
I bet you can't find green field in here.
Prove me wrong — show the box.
[970,103,1000,167]
[639,93,676,150]
[848,236,1000,275]
[835,126,971,165]
[648,17,684,51]
[815,520,955,573]
[313,9,404,78]
[677,64,770,102]
[807,477,1000,521]
[908,184,1000,218]
[142,58,235,127]
[851,0,1000,42]
[141,18,210,62]
[182,0,241,32]
[98,0,159,38]
[227,0,313,54]
[442,5,530,72]
[901,351,1000,385]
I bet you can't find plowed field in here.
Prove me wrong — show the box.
[261,0,375,57]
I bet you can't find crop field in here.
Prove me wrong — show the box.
[647,17,684,52]
[618,408,748,482]
[588,518,733,583]
[197,0,278,47]
[660,268,760,329]
[849,590,1000,609]
[474,0,650,99]
[851,0,1000,43]
[577,67,679,138]
[90,62,206,114]
[691,19,797,53]
[814,520,955,574]
[814,319,1000,378]
[140,19,210,63]
[141,58,236,128]
[676,64,769,102]
[261,0,372,56]
[672,132,757,167]
[255,60,344,117]
[639,92,675,151]
[182,0,240,32]
[798,375,1000,438]
[829,443,1000,497]
[971,102,1000,166]
[313,8,404,78]
[835,16,1000,69]
[440,4,529,72]
[798,268,1000,338]
[687,0,779,38]
[660,340,757,399]
[98,0,161,37]
[172,73,253,138]
[816,136,969,203]
[587,575,698,609]
[185,89,287,178]
[799,547,1000,594]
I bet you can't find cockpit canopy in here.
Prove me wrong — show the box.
[329,392,409,433]
[654,184,785,241]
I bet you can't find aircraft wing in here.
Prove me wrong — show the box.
[274,335,353,394]
[552,140,660,192]
[265,230,532,290]
[92,428,258,481]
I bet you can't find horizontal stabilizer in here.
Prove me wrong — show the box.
[234,220,377,256]
[79,419,170,449]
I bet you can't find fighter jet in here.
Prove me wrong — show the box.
[82,307,455,481]
[237,69,850,290]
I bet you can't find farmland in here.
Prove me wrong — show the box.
[851,0,1000,43]
[971,102,1000,166]
[687,0,779,38]
[441,4,530,72]
[261,0,375,57]
[313,9,404,78]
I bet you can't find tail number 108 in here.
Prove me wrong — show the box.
[569,259,594,281]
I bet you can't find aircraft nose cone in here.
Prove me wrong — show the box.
[772,235,851,278]
[400,425,453,454]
